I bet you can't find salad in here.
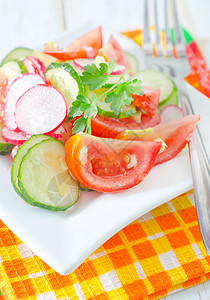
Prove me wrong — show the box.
[0,26,199,211]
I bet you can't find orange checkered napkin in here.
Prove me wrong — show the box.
[0,190,209,300]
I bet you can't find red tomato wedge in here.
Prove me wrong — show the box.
[65,26,102,52]
[117,115,200,165]
[65,132,162,192]
[44,27,102,61]
[99,35,130,69]
[44,49,95,61]
[131,86,160,117]
[91,113,161,138]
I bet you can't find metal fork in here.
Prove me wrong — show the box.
[143,0,210,254]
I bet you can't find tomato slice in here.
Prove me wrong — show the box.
[65,132,162,192]
[65,26,102,52]
[91,113,161,138]
[131,86,160,117]
[117,115,200,165]
[99,35,130,69]
[43,50,94,61]
[44,27,102,61]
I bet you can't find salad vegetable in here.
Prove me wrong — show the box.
[65,132,162,192]
[0,26,199,211]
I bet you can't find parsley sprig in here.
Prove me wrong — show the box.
[105,79,143,115]
[81,60,115,90]
[69,94,98,134]
[68,59,143,134]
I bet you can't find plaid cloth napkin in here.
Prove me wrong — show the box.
[0,30,209,300]
[0,190,209,299]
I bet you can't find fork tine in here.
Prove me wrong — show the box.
[157,0,169,57]
[172,0,186,57]
[148,0,157,56]
[167,0,186,58]
[166,0,178,58]
[154,0,160,53]
[143,0,185,58]
[172,0,182,44]
[143,0,151,48]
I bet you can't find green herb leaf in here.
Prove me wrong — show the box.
[99,59,115,75]
[72,116,87,134]
[81,60,114,90]
[105,79,143,115]
[69,93,98,134]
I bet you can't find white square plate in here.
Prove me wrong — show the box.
[0,24,195,275]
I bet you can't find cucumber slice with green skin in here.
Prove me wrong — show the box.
[2,60,28,74]
[1,47,33,65]
[125,52,139,74]
[45,62,84,109]
[18,139,79,211]
[86,87,137,118]
[0,123,14,155]
[79,183,93,192]
[158,87,178,111]
[133,69,176,104]
[11,134,53,197]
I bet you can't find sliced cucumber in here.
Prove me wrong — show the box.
[133,69,176,104]
[1,47,33,65]
[158,87,178,111]
[45,62,83,109]
[11,135,52,197]
[126,52,139,74]
[86,87,137,118]
[0,123,14,155]
[79,183,93,192]
[2,60,27,74]
[18,139,79,211]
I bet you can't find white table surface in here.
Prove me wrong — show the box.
[0,0,209,299]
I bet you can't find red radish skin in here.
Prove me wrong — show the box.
[11,144,21,161]
[48,125,67,140]
[23,56,46,78]
[160,105,183,123]
[111,65,126,75]
[15,84,67,135]
[1,126,29,145]
[4,74,45,130]
[73,59,94,70]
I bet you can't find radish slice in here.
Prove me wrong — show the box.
[15,84,67,135]
[4,73,45,130]
[11,144,21,161]
[160,105,183,123]
[1,126,29,145]
[74,58,126,75]
[23,56,46,77]
[48,125,67,140]
[73,59,95,70]
[111,64,126,75]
